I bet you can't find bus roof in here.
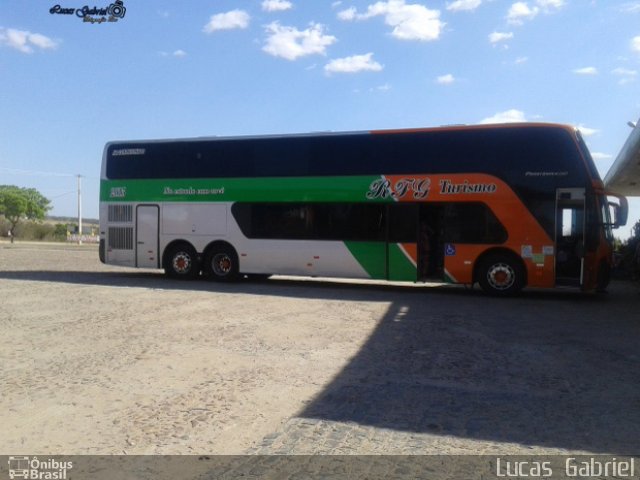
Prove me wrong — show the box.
[105,122,577,146]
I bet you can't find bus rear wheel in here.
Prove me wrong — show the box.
[164,243,199,280]
[477,253,525,296]
[205,245,239,282]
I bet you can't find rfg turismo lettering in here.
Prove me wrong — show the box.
[439,178,497,194]
[366,177,430,200]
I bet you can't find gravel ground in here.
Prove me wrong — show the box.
[1,241,639,457]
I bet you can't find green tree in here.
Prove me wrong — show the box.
[0,185,51,242]
[632,218,640,240]
[53,223,68,240]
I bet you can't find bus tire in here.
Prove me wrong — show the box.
[205,245,239,282]
[476,253,525,296]
[164,243,199,280]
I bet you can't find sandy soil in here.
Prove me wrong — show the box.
[1,241,639,457]
[0,242,390,454]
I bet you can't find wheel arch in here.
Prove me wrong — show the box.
[203,240,240,281]
[473,247,528,287]
[203,240,238,264]
[162,239,199,270]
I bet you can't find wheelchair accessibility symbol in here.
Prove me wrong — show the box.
[445,243,456,256]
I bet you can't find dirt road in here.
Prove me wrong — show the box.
[1,241,639,456]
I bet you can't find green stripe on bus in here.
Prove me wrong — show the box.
[344,242,417,281]
[444,269,457,283]
[344,241,386,279]
[100,176,389,203]
[387,243,417,281]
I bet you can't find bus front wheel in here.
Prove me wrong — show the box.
[205,245,239,282]
[164,243,199,280]
[477,253,525,296]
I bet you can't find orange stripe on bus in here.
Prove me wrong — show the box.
[383,172,555,288]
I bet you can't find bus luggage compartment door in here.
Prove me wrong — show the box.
[136,205,159,268]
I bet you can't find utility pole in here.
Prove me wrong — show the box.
[77,174,82,245]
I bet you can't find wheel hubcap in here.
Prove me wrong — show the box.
[487,262,515,290]
[212,253,232,276]
[172,252,192,274]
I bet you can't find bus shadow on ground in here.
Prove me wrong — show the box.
[298,284,640,454]
[0,268,593,301]
[0,269,477,301]
[1,269,639,452]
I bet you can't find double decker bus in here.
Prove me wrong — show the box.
[99,123,627,295]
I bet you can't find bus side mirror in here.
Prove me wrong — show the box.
[608,195,628,228]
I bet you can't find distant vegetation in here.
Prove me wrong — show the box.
[0,185,51,242]
[0,218,65,241]
[0,216,99,242]
[0,185,98,242]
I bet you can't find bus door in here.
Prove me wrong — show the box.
[136,205,159,268]
[555,189,585,286]
[386,204,419,281]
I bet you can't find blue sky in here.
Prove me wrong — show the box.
[1,0,639,238]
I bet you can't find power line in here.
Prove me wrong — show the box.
[49,190,77,199]
[0,167,98,180]
[1,168,89,243]
[0,166,75,177]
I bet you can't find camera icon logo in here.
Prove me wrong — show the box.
[108,0,126,18]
